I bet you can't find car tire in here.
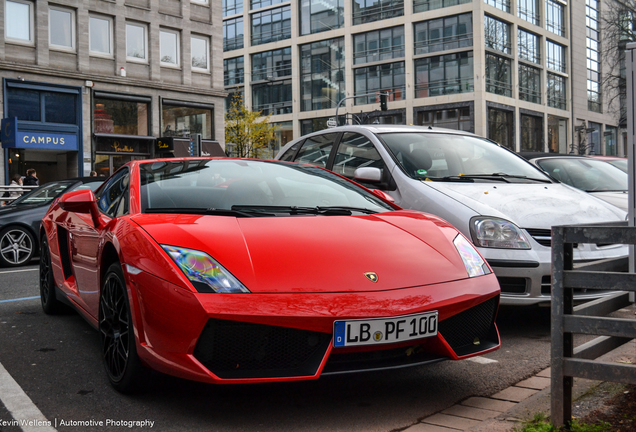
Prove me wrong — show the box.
[0,226,35,267]
[99,262,146,393]
[40,236,66,315]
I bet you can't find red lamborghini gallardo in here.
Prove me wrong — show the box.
[40,158,500,393]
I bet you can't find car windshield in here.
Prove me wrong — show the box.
[10,181,74,206]
[139,159,394,215]
[380,132,552,183]
[607,159,627,173]
[536,158,627,192]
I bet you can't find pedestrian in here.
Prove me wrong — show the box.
[90,171,97,177]
[23,168,39,186]
[2,174,23,206]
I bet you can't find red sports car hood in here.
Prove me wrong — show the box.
[131,211,474,294]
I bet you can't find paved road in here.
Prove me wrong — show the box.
[0,264,556,432]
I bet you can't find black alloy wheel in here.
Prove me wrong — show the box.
[0,226,35,267]
[40,236,65,314]
[99,263,145,393]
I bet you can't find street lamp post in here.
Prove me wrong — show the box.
[335,92,389,126]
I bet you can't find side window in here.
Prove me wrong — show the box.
[332,133,385,182]
[96,169,130,218]
[294,133,337,167]
[279,140,302,161]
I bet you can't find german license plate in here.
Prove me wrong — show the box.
[333,311,438,347]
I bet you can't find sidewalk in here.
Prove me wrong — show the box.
[400,339,635,432]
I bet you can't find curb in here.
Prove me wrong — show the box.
[401,339,635,432]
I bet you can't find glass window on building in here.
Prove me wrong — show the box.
[587,121,601,154]
[352,0,404,26]
[271,121,293,157]
[354,26,404,65]
[546,0,565,37]
[546,40,565,72]
[414,0,470,14]
[300,117,331,135]
[605,126,617,156]
[191,35,209,71]
[94,97,149,136]
[547,73,567,110]
[417,106,472,132]
[126,22,147,62]
[160,29,180,66]
[225,88,244,112]
[223,17,244,51]
[224,56,245,86]
[519,64,541,104]
[518,29,540,64]
[161,101,214,139]
[6,0,33,43]
[223,0,243,16]
[301,38,345,111]
[252,48,292,81]
[354,62,405,105]
[485,53,512,97]
[414,52,474,98]
[251,0,284,9]
[49,6,75,50]
[548,116,567,153]
[484,16,511,54]
[587,0,601,113]
[89,14,113,56]
[414,13,472,56]
[520,113,543,152]
[488,108,513,150]
[7,87,78,125]
[484,0,510,14]
[300,0,344,35]
[518,0,540,26]
[251,5,291,46]
[252,80,293,115]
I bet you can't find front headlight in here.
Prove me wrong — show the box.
[161,245,250,293]
[470,217,531,249]
[453,235,491,277]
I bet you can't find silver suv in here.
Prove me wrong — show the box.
[276,125,627,306]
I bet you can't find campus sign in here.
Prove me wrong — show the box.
[1,118,78,151]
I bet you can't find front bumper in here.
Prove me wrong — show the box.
[128,270,500,384]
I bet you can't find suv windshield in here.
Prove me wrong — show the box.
[140,159,394,215]
[380,133,552,183]
[536,158,627,192]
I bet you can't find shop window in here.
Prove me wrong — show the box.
[5,0,33,43]
[488,108,513,150]
[7,87,77,125]
[191,35,209,71]
[126,22,147,62]
[7,88,40,122]
[418,107,472,132]
[160,29,180,66]
[548,116,567,153]
[49,6,75,50]
[520,114,543,152]
[89,15,113,56]
[162,102,214,139]
[93,97,149,135]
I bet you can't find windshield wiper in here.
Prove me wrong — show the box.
[487,173,552,183]
[145,207,261,217]
[426,173,551,183]
[232,205,377,215]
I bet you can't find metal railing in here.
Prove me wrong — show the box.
[551,223,636,428]
[0,185,38,204]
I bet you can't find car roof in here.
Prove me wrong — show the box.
[307,124,477,137]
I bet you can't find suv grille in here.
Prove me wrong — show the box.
[525,228,551,247]
[438,296,499,357]
[193,319,331,379]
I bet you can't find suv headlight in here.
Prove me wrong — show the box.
[453,234,491,277]
[470,217,531,249]
[162,245,250,293]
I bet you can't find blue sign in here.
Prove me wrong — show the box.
[1,117,77,150]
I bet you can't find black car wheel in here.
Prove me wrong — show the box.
[40,236,65,314]
[99,262,145,393]
[0,226,35,267]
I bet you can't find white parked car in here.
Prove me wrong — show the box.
[276,125,628,306]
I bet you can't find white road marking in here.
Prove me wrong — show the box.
[465,356,499,364]
[0,361,57,431]
[0,268,38,275]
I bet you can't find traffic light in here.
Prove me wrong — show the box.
[380,93,388,111]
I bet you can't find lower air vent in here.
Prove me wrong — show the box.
[193,319,331,379]
[438,296,499,357]
[497,277,527,294]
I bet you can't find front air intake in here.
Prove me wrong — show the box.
[438,296,499,357]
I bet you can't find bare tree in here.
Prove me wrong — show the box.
[601,0,636,127]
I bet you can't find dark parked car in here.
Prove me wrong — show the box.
[0,177,103,267]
